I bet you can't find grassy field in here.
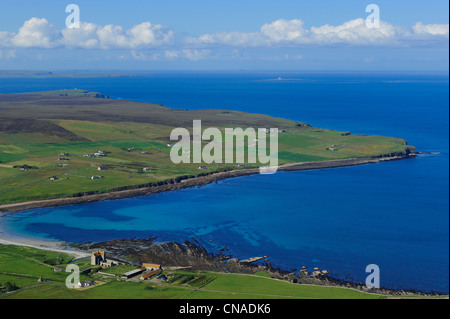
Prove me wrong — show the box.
[194,274,381,299]
[0,244,78,292]
[0,244,388,299]
[0,89,414,204]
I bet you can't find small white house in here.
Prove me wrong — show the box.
[77,280,95,288]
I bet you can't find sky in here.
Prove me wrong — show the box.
[0,0,448,71]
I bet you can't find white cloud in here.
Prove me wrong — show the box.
[62,21,174,49]
[284,54,303,60]
[0,49,16,59]
[184,19,309,47]
[310,18,400,45]
[260,19,308,43]
[130,50,147,60]
[1,18,174,50]
[182,49,210,60]
[61,22,100,49]
[160,49,211,60]
[412,22,449,36]
[126,22,174,48]
[11,18,60,48]
[129,50,161,61]
[185,31,263,47]
[165,50,179,59]
[186,19,449,48]
[0,31,13,47]
[0,17,448,51]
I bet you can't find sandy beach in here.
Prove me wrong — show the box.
[0,225,90,258]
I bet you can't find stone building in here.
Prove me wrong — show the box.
[91,250,107,266]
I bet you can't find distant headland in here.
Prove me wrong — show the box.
[257,77,313,82]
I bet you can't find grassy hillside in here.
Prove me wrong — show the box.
[0,89,414,204]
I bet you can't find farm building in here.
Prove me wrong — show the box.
[121,267,146,279]
[77,280,95,288]
[156,275,168,282]
[140,269,161,280]
[100,260,116,268]
[142,263,161,271]
[83,151,106,158]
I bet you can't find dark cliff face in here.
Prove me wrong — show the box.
[375,146,416,158]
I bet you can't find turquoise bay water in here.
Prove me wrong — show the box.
[0,72,448,293]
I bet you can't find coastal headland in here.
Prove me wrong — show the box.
[0,89,415,210]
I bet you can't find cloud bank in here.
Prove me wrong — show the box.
[0,17,448,52]
[185,18,449,47]
[0,18,174,49]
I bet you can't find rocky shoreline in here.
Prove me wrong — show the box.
[0,149,415,214]
[79,237,444,298]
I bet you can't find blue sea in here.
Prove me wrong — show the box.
[0,71,448,293]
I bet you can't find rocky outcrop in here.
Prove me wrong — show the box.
[86,239,269,274]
